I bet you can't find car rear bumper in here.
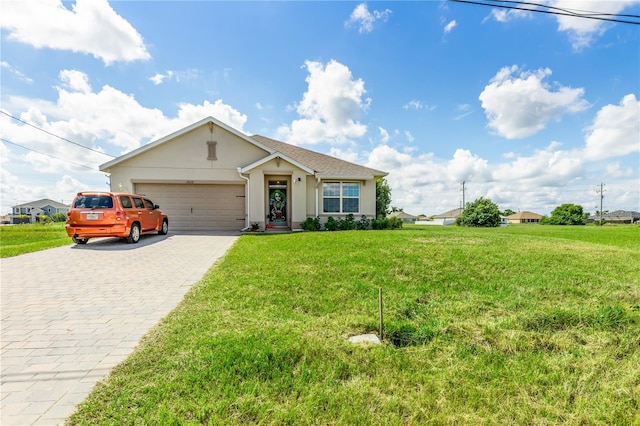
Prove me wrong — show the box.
[65,224,129,238]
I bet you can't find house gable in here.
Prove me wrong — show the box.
[101,118,274,192]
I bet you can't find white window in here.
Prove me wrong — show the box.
[322,182,360,214]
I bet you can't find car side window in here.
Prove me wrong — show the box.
[119,196,133,209]
[143,199,155,209]
[132,197,145,208]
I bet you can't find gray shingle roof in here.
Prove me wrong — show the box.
[13,199,69,209]
[591,210,640,219]
[251,135,387,178]
[433,208,463,219]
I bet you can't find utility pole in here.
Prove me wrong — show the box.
[596,182,606,226]
[460,181,466,210]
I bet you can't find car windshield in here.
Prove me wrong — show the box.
[73,196,113,209]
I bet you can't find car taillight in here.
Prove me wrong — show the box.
[116,210,122,221]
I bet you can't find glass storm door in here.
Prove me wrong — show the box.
[268,180,288,227]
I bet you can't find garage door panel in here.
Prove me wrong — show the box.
[135,183,245,231]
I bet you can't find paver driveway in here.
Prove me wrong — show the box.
[1,232,239,426]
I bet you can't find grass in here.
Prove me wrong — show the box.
[0,222,71,258]
[59,224,638,424]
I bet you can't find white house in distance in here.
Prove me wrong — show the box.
[100,117,387,232]
[11,199,69,224]
[416,208,463,226]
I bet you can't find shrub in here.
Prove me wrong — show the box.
[388,216,403,229]
[36,214,51,224]
[325,216,338,231]
[300,217,321,232]
[542,203,585,225]
[337,214,356,231]
[371,217,388,230]
[458,197,501,227]
[356,215,371,230]
[50,212,68,222]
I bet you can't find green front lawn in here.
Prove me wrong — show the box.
[0,222,71,258]
[67,225,640,425]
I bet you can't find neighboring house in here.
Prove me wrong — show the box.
[11,199,69,224]
[500,216,509,226]
[507,211,542,224]
[388,211,417,224]
[416,208,463,226]
[100,117,388,231]
[587,210,640,224]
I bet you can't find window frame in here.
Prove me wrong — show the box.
[322,181,360,214]
[207,141,217,160]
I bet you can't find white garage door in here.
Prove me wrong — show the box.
[135,183,246,231]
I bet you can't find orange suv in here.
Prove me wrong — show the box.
[66,192,168,244]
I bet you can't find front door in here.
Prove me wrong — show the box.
[268,180,288,227]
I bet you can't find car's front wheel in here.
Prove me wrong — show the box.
[127,223,141,244]
[158,219,168,235]
[72,236,88,244]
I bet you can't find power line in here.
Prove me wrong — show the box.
[449,0,640,25]
[0,138,99,171]
[0,111,115,158]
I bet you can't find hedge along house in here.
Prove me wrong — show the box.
[100,117,387,232]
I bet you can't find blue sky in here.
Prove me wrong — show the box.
[1,0,639,216]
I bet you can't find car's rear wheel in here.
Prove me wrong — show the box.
[127,223,141,244]
[72,236,88,244]
[159,219,168,235]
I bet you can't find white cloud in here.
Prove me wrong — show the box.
[454,103,473,120]
[148,69,201,85]
[479,65,590,139]
[328,147,359,164]
[403,100,424,110]
[606,162,635,178]
[492,142,584,186]
[484,1,636,50]
[404,131,415,142]
[379,127,391,143]
[364,128,639,217]
[276,60,369,145]
[59,69,92,94]
[484,7,532,23]
[583,94,640,161]
[0,0,150,65]
[346,3,392,33]
[444,20,457,34]
[1,61,33,84]
[549,0,638,50]
[149,71,174,85]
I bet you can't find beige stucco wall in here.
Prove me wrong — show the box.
[106,124,269,192]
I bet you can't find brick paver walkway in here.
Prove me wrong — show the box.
[1,232,238,425]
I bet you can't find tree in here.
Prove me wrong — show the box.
[376,177,392,219]
[458,197,501,227]
[502,208,516,217]
[542,203,585,225]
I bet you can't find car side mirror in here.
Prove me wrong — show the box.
[154,204,160,209]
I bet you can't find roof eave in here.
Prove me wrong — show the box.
[240,152,315,174]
